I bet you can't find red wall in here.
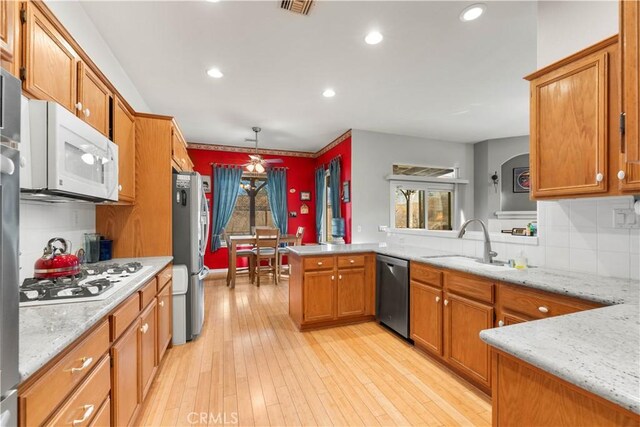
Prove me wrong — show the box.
[188,148,317,269]
[315,136,352,243]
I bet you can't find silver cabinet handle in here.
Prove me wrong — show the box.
[618,170,626,180]
[538,306,549,314]
[159,300,165,307]
[118,184,123,191]
[349,259,355,264]
[317,261,323,266]
[84,108,91,118]
[435,296,440,303]
[70,357,93,373]
[331,275,335,281]
[339,274,342,280]
[72,404,94,425]
[75,102,83,111]
[596,172,604,183]
[498,320,504,327]
[140,323,149,334]
[444,299,448,306]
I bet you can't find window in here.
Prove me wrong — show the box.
[391,182,454,231]
[321,169,333,243]
[225,174,274,234]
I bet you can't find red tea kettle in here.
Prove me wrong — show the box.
[34,238,81,279]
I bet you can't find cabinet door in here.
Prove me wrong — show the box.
[444,293,494,389]
[530,50,609,198]
[621,0,639,165]
[23,2,78,111]
[157,281,172,362]
[0,0,17,74]
[410,281,443,356]
[111,321,140,427]
[77,62,111,137]
[337,268,366,318]
[140,299,157,401]
[303,270,335,323]
[113,97,136,202]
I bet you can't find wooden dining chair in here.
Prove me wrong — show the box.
[252,227,280,287]
[278,226,304,280]
[223,229,254,286]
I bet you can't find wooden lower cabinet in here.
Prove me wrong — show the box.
[337,267,366,318]
[140,299,158,401]
[157,280,173,362]
[89,397,111,427]
[444,292,494,391]
[111,320,140,427]
[290,253,375,330]
[410,280,443,356]
[493,350,640,426]
[303,270,335,323]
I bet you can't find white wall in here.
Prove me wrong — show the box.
[43,0,149,112]
[537,1,618,67]
[351,129,475,243]
[19,202,96,282]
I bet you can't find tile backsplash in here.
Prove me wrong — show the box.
[19,201,96,282]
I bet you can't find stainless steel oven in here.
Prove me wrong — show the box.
[0,67,21,427]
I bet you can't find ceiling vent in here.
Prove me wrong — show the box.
[280,0,313,15]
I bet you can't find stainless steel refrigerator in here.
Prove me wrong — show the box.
[172,172,210,340]
[0,67,22,426]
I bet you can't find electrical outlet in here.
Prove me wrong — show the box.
[357,225,362,233]
[378,225,388,232]
[613,208,639,229]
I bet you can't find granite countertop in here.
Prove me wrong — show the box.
[289,243,640,413]
[19,256,173,383]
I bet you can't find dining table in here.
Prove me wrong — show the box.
[227,234,299,288]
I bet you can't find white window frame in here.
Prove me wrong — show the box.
[389,180,457,231]
[320,169,331,243]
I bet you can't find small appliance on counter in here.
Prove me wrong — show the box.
[34,238,81,279]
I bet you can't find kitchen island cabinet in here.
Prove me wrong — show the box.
[288,252,375,330]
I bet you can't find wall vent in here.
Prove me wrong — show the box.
[280,0,313,15]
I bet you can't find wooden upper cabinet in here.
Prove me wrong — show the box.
[77,62,111,137]
[171,124,193,172]
[528,48,609,198]
[620,0,640,192]
[22,2,78,112]
[0,0,18,75]
[113,97,136,203]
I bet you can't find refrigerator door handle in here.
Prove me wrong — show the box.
[198,266,210,280]
[200,187,210,256]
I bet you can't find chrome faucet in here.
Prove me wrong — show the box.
[457,219,498,264]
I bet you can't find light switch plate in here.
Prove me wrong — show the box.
[613,208,639,229]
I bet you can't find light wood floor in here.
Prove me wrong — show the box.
[136,276,491,426]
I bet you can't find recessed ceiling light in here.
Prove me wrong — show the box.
[206,0,220,3]
[460,3,486,22]
[322,89,336,98]
[365,31,383,45]
[207,68,224,78]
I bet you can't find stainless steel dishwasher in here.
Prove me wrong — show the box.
[376,254,410,339]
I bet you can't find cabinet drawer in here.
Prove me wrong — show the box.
[498,284,598,320]
[88,397,110,427]
[303,256,335,271]
[157,265,172,291]
[337,255,365,268]
[20,321,109,427]
[410,262,443,288]
[445,272,494,304]
[139,277,158,310]
[46,356,111,427]
[110,292,141,341]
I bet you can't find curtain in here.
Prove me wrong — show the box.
[329,157,341,219]
[266,168,288,235]
[211,165,243,251]
[315,167,325,242]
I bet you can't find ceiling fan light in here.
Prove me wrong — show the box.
[255,163,265,173]
[246,163,255,172]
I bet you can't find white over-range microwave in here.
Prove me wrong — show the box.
[20,98,119,202]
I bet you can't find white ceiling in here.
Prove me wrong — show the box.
[80,1,537,152]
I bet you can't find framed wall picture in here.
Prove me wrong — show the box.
[513,167,530,193]
[342,181,350,202]
[202,176,212,193]
[300,191,311,201]
[300,203,309,215]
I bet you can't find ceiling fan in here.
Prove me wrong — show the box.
[243,127,283,173]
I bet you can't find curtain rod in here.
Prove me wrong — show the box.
[209,162,289,170]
